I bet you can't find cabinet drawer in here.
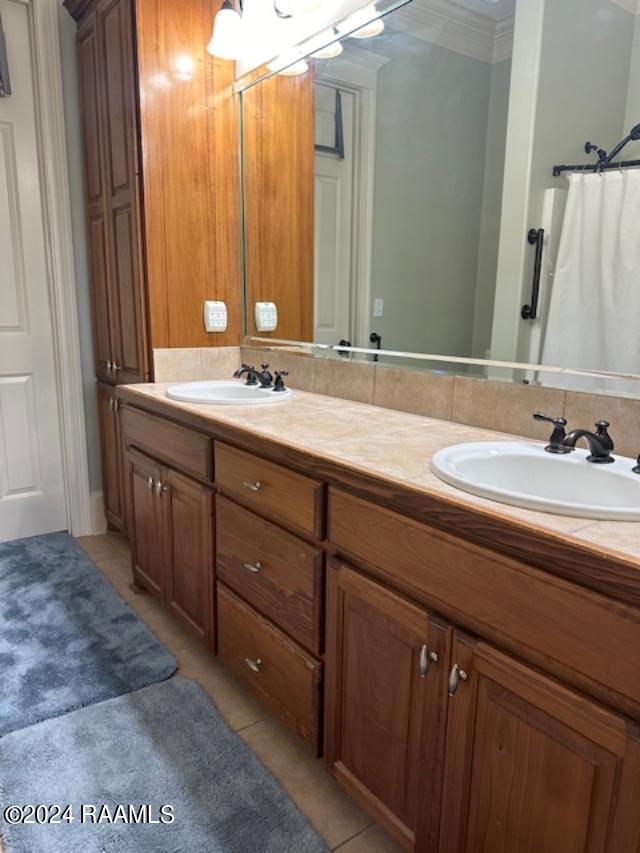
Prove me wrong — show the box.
[329,488,640,713]
[121,405,212,482]
[217,584,322,753]
[216,496,324,654]
[215,443,325,538]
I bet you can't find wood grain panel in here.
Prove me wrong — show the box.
[97,382,126,532]
[216,495,324,653]
[135,0,242,348]
[217,583,322,753]
[121,405,213,482]
[325,562,451,850]
[127,448,164,597]
[216,442,325,538]
[164,468,215,649]
[439,634,640,853]
[329,489,640,714]
[243,71,315,342]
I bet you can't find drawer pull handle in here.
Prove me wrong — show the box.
[243,561,262,574]
[244,657,262,673]
[419,644,439,678]
[242,480,262,492]
[448,664,469,696]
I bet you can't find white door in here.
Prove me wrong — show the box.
[314,82,356,346]
[0,0,66,541]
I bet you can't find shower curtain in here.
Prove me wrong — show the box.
[541,169,640,395]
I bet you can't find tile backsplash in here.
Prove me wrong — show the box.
[153,346,639,459]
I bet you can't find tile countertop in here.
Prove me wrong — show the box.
[121,383,640,573]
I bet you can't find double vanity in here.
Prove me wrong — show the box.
[116,375,640,853]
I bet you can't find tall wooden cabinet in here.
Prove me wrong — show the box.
[65,0,243,533]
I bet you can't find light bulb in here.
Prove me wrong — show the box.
[207,0,243,60]
[338,3,384,40]
[312,40,344,59]
[351,17,384,38]
[267,53,309,76]
[307,28,343,60]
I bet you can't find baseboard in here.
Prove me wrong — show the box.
[90,491,107,535]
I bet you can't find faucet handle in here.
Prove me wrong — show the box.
[533,412,571,454]
[594,420,614,452]
[261,363,270,371]
[633,455,640,474]
[273,370,289,392]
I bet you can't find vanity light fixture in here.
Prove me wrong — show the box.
[207,0,244,60]
[309,29,344,59]
[338,3,385,40]
[267,54,310,76]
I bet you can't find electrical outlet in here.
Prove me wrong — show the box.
[373,298,384,318]
[204,301,228,332]
[255,302,278,333]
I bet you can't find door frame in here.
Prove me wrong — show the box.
[316,47,385,348]
[9,0,93,535]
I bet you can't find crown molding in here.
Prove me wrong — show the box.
[610,0,640,14]
[390,0,514,64]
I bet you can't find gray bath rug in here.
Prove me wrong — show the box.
[0,532,176,737]
[0,678,329,853]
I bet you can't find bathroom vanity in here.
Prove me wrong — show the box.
[117,382,640,853]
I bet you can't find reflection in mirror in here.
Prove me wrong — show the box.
[241,0,640,397]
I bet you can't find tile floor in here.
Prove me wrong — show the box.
[2,531,399,853]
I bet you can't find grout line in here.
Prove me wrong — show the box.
[330,822,376,851]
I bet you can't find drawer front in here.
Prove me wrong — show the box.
[217,584,322,753]
[122,406,212,482]
[329,488,640,711]
[215,442,325,538]
[216,496,324,654]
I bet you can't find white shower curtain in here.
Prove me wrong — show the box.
[541,169,640,395]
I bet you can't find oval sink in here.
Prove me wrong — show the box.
[166,380,292,405]
[431,442,640,521]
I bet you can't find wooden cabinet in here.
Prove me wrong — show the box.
[76,0,147,386]
[325,562,451,851]
[127,446,214,648]
[439,634,640,853]
[326,560,640,853]
[97,382,127,532]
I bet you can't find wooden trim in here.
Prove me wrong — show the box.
[115,388,640,609]
[32,0,93,535]
[63,0,95,22]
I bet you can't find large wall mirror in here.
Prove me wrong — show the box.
[240,0,640,396]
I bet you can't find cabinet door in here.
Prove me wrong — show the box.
[325,561,450,850]
[440,633,640,853]
[127,449,164,597]
[96,0,147,385]
[77,14,112,383]
[97,382,126,533]
[163,469,214,650]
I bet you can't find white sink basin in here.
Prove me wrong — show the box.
[431,442,640,521]
[166,380,292,405]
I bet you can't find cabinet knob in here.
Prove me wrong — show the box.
[419,644,439,678]
[154,481,167,496]
[114,362,122,373]
[147,476,155,492]
[242,480,262,493]
[243,561,262,574]
[448,664,469,696]
[106,359,113,373]
[244,657,262,673]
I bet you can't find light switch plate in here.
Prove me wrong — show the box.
[255,301,278,333]
[204,300,228,333]
[373,298,384,318]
